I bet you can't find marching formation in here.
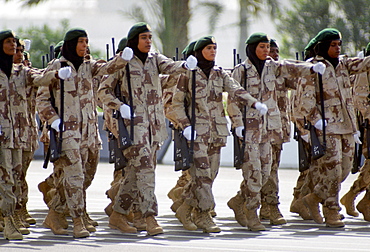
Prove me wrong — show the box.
[1,22,370,241]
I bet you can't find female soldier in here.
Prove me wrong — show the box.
[227,32,325,231]
[171,36,266,233]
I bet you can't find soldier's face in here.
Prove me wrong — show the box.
[137,32,152,53]
[269,46,279,61]
[256,42,270,60]
[202,44,217,61]
[76,37,88,57]
[13,46,24,63]
[2,37,16,56]
[328,39,341,58]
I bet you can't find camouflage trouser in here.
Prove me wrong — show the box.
[238,142,272,210]
[0,148,22,216]
[48,149,85,218]
[80,148,99,210]
[310,134,354,210]
[183,143,221,211]
[261,143,282,205]
[292,169,312,199]
[19,150,35,206]
[113,143,158,217]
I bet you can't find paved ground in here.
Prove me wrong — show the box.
[1,160,370,252]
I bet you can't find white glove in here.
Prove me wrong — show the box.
[312,62,326,75]
[58,66,72,80]
[235,126,244,138]
[121,47,133,61]
[183,126,197,141]
[24,39,31,51]
[357,51,365,59]
[185,55,197,70]
[354,131,362,144]
[314,119,327,131]
[255,102,268,115]
[301,134,309,143]
[51,119,61,132]
[119,104,134,119]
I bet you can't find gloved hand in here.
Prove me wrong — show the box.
[255,102,268,115]
[183,126,197,141]
[314,119,327,131]
[185,55,198,70]
[119,104,134,119]
[301,134,309,143]
[23,39,31,51]
[58,66,72,80]
[121,47,134,61]
[51,119,61,132]
[235,126,244,138]
[357,51,365,59]
[354,130,362,144]
[312,62,326,75]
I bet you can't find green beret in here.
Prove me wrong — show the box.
[304,37,317,52]
[55,40,64,52]
[366,42,370,57]
[0,29,15,41]
[127,22,151,40]
[194,36,216,51]
[182,40,196,56]
[245,32,270,45]
[270,38,279,48]
[305,28,341,52]
[117,37,128,53]
[64,28,88,42]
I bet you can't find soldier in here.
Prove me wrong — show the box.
[227,32,325,231]
[259,38,288,225]
[171,36,265,233]
[36,27,130,238]
[98,22,197,236]
[297,28,370,228]
[0,29,57,240]
[340,42,370,220]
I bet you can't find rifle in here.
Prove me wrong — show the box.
[126,64,135,143]
[188,69,197,164]
[106,44,109,62]
[173,125,190,171]
[352,114,366,174]
[111,38,116,57]
[304,119,325,160]
[318,73,326,152]
[296,124,310,172]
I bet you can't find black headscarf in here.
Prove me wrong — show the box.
[246,43,265,77]
[61,37,84,71]
[315,40,339,68]
[127,36,148,64]
[194,47,215,79]
[0,36,15,79]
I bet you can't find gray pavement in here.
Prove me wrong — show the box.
[1,160,370,252]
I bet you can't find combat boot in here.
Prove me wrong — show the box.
[38,181,52,205]
[13,210,30,235]
[340,190,359,217]
[3,216,23,240]
[291,198,312,220]
[227,194,247,227]
[0,221,3,232]
[269,204,287,225]
[302,193,323,224]
[146,215,164,236]
[170,198,184,213]
[43,209,68,235]
[195,210,221,233]
[72,216,90,238]
[323,207,345,228]
[16,209,30,228]
[20,206,36,225]
[259,201,269,220]
[104,202,113,216]
[210,209,217,217]
[85,212,98,227]
[82,213,96,233]
[356,194,370,222]
[109,210,137,233]
[133,211,146,231]
[246,209,266,231]
[175,202,197,231]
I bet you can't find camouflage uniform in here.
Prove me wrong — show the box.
[298,55,370,210]
[98,52,187,217]
[228,58,314,210]
[171,66,257,211]
[0,64,54,216]
[36,55,126,218]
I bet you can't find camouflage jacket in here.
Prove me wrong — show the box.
[0,64,54,149]
[298,55,370,135]
[228,58,313,144]
[352,71,370,119]
[98,52,187,146]
[275,76,293,143]
[171,66,257,147]
[36,55,127,150]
